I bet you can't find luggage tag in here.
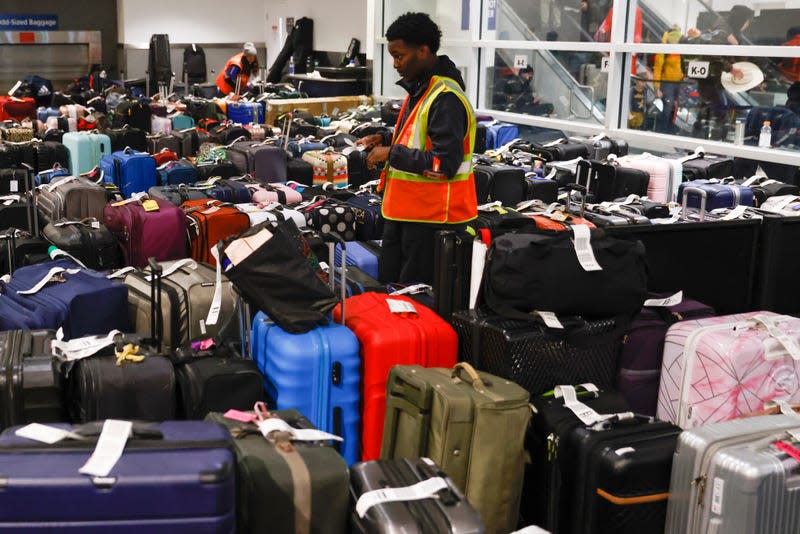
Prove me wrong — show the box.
[79,419,133,478]
[51,329,123,361]
[253,402,343,443]
[644,291,683,308]
[16,423,87,444]
[17,266,81,295]
[570,225,602,271]
[0,194,20,206]
[386,298,418,315]
[534,311,564,329]
[355,476,450,518]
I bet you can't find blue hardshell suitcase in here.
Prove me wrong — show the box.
[157,159,197,186]
[334,240,380,279]
[203,179,253,204]
[0,258,130,340]
[100,148,157,198]
[250,310,361,466]
[480,121,519,150]
[226,101,265,125]
[0,420,236,532]
[677,179,755,211]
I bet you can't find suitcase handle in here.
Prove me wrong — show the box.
[680,186,707,221]
[451,362,486,391]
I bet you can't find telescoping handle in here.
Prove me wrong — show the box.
[147,257,163,352]
[565,183,588,218]
[325,231,347,324]
[680,186,707,222]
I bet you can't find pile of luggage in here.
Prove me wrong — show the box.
[3,74,800,532]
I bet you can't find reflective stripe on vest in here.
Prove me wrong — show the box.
[382,75,477,224]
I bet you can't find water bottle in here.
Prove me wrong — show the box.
[759,120,772,148]
[288,56,295,75]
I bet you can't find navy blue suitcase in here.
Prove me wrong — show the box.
[100,148,157,198]
[334,240,379,279]
[677,179,755,211]
[202,179,253,204]
[480,121,519,149]
[0,420,236,532]
[345,193,383,241]
[0,258,130,339]
[157,158,197,186]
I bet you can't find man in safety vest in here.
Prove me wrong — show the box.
[216,42,259,100]
[357,12,477,284]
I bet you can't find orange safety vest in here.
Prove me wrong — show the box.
[380,75,477,224]
[215,53,251,95]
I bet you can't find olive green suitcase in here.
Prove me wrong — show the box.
[206,409,349,534]
[381,363,531,534]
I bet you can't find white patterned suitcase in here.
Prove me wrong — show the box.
[657,312,800,428]
[665,414,800,534]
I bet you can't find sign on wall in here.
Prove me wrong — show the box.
[487,0,496,31]
[0,14,58,31]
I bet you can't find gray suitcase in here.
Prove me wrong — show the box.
[36,175,107,225]
[121,259,238,353]
[665,414,800,534]
[350,457,485,534]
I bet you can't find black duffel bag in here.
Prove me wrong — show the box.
[483,228,647,319]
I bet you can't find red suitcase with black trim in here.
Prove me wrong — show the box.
[333,292,458,460]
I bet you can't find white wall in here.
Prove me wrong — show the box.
[118,0,268,46]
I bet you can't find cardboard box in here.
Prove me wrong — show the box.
[264,95,372,126]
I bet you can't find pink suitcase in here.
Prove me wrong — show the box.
[151,115,172,135]
[246,182,303,206]
[616,153,679,203]
[657,311,800,428]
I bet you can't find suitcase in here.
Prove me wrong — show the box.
[172,343,264,420]
[157,158,197,186]
[666,151,733,181]
[381,364,530,533]
[524,385,679,534]
[113,99,152,132]
[148,133,181,157]
[302,197,358,241]
[152,148,179,167]
[451,308,625,395]
[0,167,30,196]
[302,148,348,188]
[332,264,386,296]
[664,415,800,534]
[151,115,172,135]
[35,164,70,187]
[171,127,200,157]
[36,175,108,225]
[103,196,188,268]
[617,153,678,204]
[0,258,130,339]
[350,458,485,534]
[737,176,799,207]
[576,159,650,202]
[183,199,251,265]
[206,409,349,534]
[332,292,458,461]
[0,195,33,233]
[226,101,264,125]
[0,420,235,532]
[225,141,287,183]
[0,329,65,431]
[171,114,195,131]
[287,138,327,159]
[472,164,527,206]
[62,131,111,175]
[104,126,148,153]
[345,193,383,241]
[334,240,380,279]
[148,184,210,206]
[657,311,800,428]
[525,174,558,203]
[42,218,123,271]
[480,121,519,150]
[100,148,157,198]
[287,157,315,185]
[235,202,307,228]
[433,230,473,321]
[123,258,238,354]
[247,182,303,206]
[677,180,755,212]
[194,161,240,182]
[202,179,253,204]
[569,134,628,160]
[617,294,715,416]
[33,141,69,173]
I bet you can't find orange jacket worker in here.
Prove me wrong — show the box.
[356,12,477,284]
[216,42,259,100]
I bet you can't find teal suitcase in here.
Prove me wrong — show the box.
[171,114,195,130]
[63,132,112,176]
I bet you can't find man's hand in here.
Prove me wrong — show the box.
[228,94,243,102]
[731,66,744,80]
[366,146,390,170]
[356,134,384,150]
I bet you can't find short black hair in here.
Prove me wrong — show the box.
[386,12,442,54]
[788,26,800,40]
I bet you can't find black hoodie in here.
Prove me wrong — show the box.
[386,55,470,179]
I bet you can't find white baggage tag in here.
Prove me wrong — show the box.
[644,291,683,308]
[106,266,137,279]
[720,205,748,221]
[390,284,432,296]
[9,181,18,193]
[51,330,122,361]
[536,311,564,329]
[711,477,724,515]
[15,423,84,444]
[355,477,449,518]
[570,225,602,271]
[742,176,762,187]
[0,195,20,206]
[206,247,223,326]
[387,298,417,314]
[78,419,132,478]
[256,418,343,442]
[553,385,601,425]
[469,240,488,309]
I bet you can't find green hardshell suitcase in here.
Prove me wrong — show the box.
[205,409,349,534]
[381,363,532,534]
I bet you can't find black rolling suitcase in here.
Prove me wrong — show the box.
[105,126,148,153]
[451,308,624,395]
[522,385,680,534]
[0,329,66,431]
[350,458,484,534]
[41,218,124,271]
[433,230,474,321]
[576,159,650,202]
[33,141,69,173]
[473,163,527,206]
[664,151,733,181]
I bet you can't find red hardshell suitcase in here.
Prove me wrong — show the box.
[333,292,458,461]
[182,199,250,266]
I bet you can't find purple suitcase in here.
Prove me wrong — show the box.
[103,197,188,268]
[0,420,235,532]
[617,293,715,415]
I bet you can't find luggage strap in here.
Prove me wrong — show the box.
[553,384,635,427]
[747,314,800,361]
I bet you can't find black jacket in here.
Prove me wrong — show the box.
[386,56,470,179]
